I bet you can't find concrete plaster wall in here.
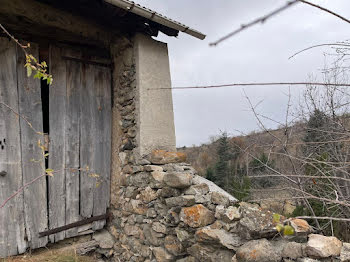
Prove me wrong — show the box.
[134,33,176,157]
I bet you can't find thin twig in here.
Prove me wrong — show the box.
[210,0,350,47]
[299,0,350,24]
[0,101,44,135]
[295,216,350,222]
[209,0,298,46]
[289,43,350,60]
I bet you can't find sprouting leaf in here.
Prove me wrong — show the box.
[283,225,295,236]
[275,224,284,233]
[44,153,49,157]
[45,168,54,176]
[26,65,32,77]
[273,213,281,223]
[47,77,53,85]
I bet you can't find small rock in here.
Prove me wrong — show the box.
[132,165,144,173]
[188,243,234,262]
[164,235,184,256]
[195,226,243,250]
[146,208,157,218]
[184,183,210,195]
[225,206,241,221]
[144,165,164,172]
[236,239,281,262]
[211,192,230,206]
[282,242,304,259]
[152,222,167,234]
[194,193,211,204]
[153,247,175,262]
[164,172,193,188]
[306,234,342,258]
[180,204,215,228]
[127,172,150,187]
[151,171,166,187]
[290,219,311,234]
[93,229,115,249]
[124,224,141,236]
[340,242,350,262]
[140,187,158,203]
[75,240,99,255]
[192,175,237,203]
[129,199,148,215]
[165,195,196,207]
[159,187,181,198]
[136,158,151,165]
[142,224,164,246]
[175,228,191,242]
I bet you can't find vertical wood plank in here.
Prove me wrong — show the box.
[64,53,82,238]
[92,66,112,230]
[0,38,27,257]
[48,45,66,242]
[17,42,48,250]
[79,64,95,219]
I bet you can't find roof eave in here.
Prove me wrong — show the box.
[104,0,206,40]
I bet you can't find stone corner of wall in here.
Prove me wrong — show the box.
[102,154,350,262]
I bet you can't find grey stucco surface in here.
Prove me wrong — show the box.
[134,33,176,157]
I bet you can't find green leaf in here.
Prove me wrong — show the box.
[273,213,281,223]
[26,66,32,77]
[44,153,49,157]
[275,224,284,233]
[283,225,295,236]
[47,77,53,85]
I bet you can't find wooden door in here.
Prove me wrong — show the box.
[48,45,112,243]
[0,37,47,257]
[0,39,112,257]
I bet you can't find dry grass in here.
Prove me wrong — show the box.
[1,248,97,262]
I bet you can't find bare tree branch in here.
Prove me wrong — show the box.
[210,0,350,47]
[289,43,350,60]
[209,1,298,46]
[299,0,350,24]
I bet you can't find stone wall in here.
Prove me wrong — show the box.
[93,150,350,262]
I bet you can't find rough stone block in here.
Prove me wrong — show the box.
[164,172,193,188]
[305,234,342,258]
[150,150,187,164]
[180,204,215,228]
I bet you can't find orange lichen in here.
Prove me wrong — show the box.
[183,205,202,223]
[150,150,187,164]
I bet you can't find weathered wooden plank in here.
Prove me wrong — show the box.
[64,51,82,238]
[0,37,27,257]
[17,42,48,249]
[48,45,67,242]
[92,66,112,230]
[79,64,95,219]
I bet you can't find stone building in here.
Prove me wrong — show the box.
[0,0,204,257]
[1,1,350,261]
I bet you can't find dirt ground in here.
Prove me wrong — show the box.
[1,246,98,262]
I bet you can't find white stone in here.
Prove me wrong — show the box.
[306,234,342,258]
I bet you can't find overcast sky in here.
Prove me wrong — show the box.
[136,0,350,147]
